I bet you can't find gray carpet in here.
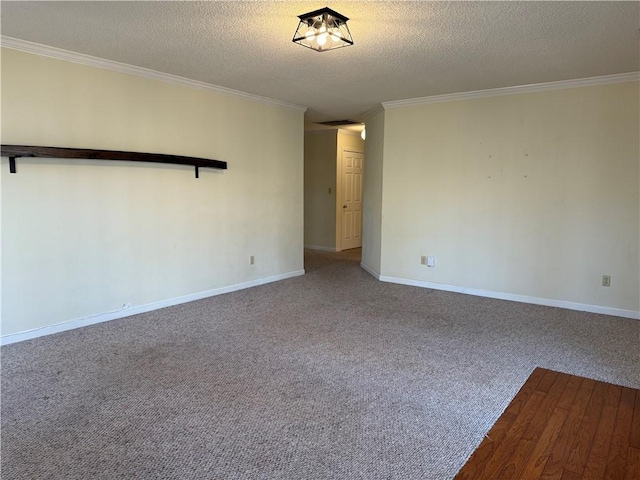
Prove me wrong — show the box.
[2,249,639,479]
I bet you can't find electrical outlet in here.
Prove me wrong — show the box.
[602,275,611,287]
[328,187,332,194]
[122,302,132,309]
[421,255,427,265]
[250,255,255,265]
[427,256,436,267]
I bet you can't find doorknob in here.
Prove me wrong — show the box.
[343,205,347,208]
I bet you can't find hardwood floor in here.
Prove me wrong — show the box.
[454,368,640,480]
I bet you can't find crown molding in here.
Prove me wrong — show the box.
[1,36,308,112]
[382,72,640,109]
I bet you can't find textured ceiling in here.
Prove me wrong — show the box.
[1,1,639,123]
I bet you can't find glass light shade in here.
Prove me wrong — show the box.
[292,7,354,52]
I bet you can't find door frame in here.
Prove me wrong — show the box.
[336,147,364,251]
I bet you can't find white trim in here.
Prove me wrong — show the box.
[360,262,381,280]
[304,245,338,252]
[0,270,305,345]
[1,36,307,112]
[382,72,640,109]
[378,275,640,320]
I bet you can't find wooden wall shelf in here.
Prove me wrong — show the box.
[1,145,227,178]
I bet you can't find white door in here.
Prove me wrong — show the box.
[341,150,364,250]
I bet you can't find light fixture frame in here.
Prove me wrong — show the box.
[292,7,354,52]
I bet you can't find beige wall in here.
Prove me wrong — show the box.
[1,48,304,337]
[337,129,365,152]
[304,130,337,249]
[361,110,385,274]
[380,82,640,314]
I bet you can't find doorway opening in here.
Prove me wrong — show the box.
[303,125,365,269]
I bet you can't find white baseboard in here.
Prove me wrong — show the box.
[378,275,640,320]
[304,245,338,252]
[1,270,306,345]
[360,262,381,280]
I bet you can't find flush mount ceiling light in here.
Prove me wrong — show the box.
[292,7,354,52]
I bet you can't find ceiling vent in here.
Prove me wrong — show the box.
[318,120,360,126]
